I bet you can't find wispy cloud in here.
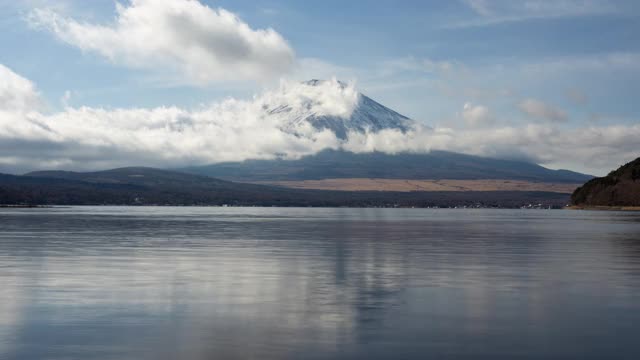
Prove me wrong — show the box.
[378,56,456,76]
[518,98,568,122]
[451,0,618,28]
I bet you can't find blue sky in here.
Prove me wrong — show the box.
[0,0,639,174]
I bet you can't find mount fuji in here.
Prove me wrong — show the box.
[0,79,592,206]
[182,80,591,187]
[271,79,414,139]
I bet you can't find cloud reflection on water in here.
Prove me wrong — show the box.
[1,207,640,359]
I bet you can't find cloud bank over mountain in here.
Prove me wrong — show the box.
[0,64,638,175]
[28,0,295,85]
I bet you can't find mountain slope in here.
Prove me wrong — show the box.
[571,157,640,207]
[27,167,232,188]
[181,150,592,183]
[0,167,571,208]
[23,167,304,205]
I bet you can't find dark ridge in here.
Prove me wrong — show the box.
[571,157,640,207]
[180,149,592,183]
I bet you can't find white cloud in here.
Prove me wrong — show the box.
[1,64,638,176]
[0,71,355,171]
[27,0,295,85]
[462,102,492,127]
[0,64,42,112]
[518,98,568,122]
[340,123,640,175]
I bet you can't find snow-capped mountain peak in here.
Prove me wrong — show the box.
[261,79,415,139]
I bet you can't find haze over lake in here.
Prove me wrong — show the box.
[1,207,639,360]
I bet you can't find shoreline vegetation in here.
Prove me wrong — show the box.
[4,204,638,211]
[570,157,640,209]
[0,204,49,208]
[1,203,563,209]
[566,205,640,211]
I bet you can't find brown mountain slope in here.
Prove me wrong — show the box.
[571,157,640,207]
[255,179,580,193]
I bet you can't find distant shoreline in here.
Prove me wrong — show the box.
[0,204,563,209]
[567,205,640,211]
[0,205,50,208]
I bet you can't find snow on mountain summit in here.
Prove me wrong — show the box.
[262,79,415,139]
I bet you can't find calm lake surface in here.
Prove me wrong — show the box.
[1,207,640,359]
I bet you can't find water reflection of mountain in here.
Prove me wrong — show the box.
[2,208,640,359]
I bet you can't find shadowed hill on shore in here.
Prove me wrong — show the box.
[571,157,640,207]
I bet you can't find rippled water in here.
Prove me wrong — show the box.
[1,207,640,359]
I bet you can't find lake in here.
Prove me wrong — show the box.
[1,207,640,359]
